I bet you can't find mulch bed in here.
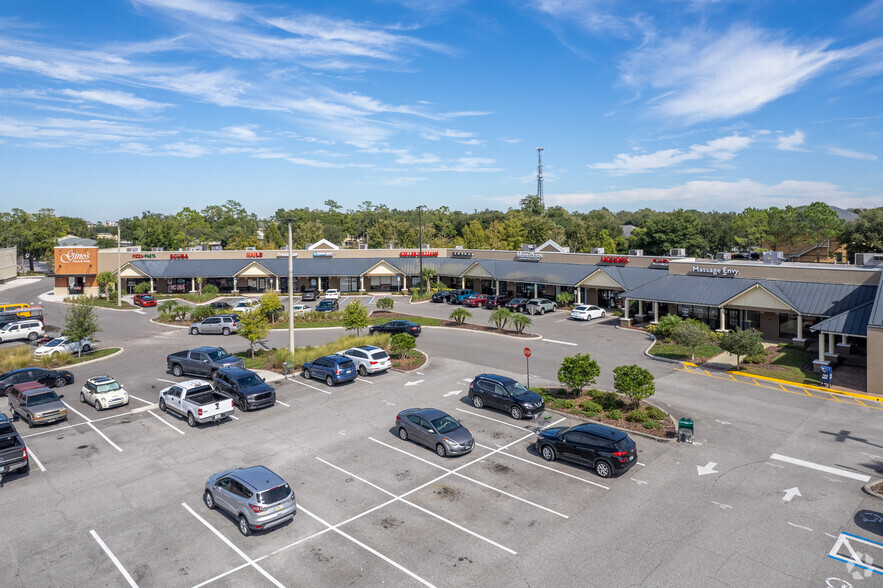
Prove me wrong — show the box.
[541,388,676,439]
[376,311,536,338]
[872,481,883,494]
[391,350,426,371]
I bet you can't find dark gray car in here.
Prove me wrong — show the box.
[204,465,297,536]
[395,408,474,457]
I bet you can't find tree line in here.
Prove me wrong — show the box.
[2,197,882,266]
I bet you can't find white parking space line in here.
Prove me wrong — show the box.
[473,442,609,490]
[276,400,290,407]
[157,378,177,384]
[182,503,285,588]
[62,401,124,452]
[26,446,46,472]
[542,339,578,346]
[316,457,516,554]
[128,395,154,405]
[357,378,374,384]
[369,437,568,519]
[770,453,871,482]
[229,415,240,420]
[455,408,535,432]
[298,505,437,588]
[148,410,186,435]
[90,530,138,587]
[554,319,568,323]
[287,376,332,395]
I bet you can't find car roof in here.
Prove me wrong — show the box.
[2,320,40,327]
[217,366,254,377]
[571,423,630,440]
[474,373,517,386]
[192,346,224,352]
[14,381,52,395]
[356,345,382,352]
[233,465,287,491]
[86,375,117,384]
[412,408,449,420]
[0,414,11,425]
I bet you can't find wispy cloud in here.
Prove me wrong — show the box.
[589,134,751,174]
[827,146,877,161]
[132,0,248,23]
[60,89,172,112]
[777,130,805,151]
[421,156,502,173]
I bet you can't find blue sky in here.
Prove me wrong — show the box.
[1,0,881,220]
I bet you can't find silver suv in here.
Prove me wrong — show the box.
[203,466,297,536]
[190,314,239,336]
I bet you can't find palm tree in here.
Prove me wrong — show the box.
[510,313,532,334]
[489,307,513,330]
[449,307,472,325]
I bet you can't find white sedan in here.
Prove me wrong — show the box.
[291,303,312,316]
[337,345,392,376]
[324,289,340,299]
[34,336,93,357]
[570,305,607,321]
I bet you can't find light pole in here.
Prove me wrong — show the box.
[282,218,299,356]
[116,221,121,307]
[417,205,426,295]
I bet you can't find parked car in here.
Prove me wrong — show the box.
[368,320,421,337]
[337,346,391,376]
[484,294,510,309]
[0,367,74,396]
[0,413,29,476]
[324,289,340,299]
[291,303,311,316]
[33,336,93,358]
[166,346,244,378]
[231,299,260,313]
[526,298,557,315]
[570,305,606,321]
[536,423,637,478]
[190,314,239,335]
[133,294,157,307]
[301,355,357,387]
[158,379,235,427]
[462,294,489,308]
[80,375,129,411]
[506,298,529,313]
[431,291,453,303]
[0,320,44,344]
[203,465,297,537]
[212,367,276,412]
[447,289,475,304]
[468,374,545,420]
[395,408,474,457]
[210,300,233,310]
[8,381,67,428]
[301,289,318,301]
[315,299,339,313]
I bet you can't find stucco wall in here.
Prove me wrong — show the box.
[868,327,883,397]
[0,246,16,282]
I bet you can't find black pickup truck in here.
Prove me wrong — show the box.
[0,414,29,477]
[166,346,244,378]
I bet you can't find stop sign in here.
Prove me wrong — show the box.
[523,347,531,358]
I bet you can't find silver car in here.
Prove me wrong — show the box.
[190,314,239,335]
[203,466,297,536]
[395,408,474,457]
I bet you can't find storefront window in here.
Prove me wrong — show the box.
[599,289,621,308]
[341,277,359,292]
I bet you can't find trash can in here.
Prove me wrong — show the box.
[678,418,694,443]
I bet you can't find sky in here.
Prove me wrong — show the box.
[0,0,881,220]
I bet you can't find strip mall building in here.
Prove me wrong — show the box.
[53,240,883,395]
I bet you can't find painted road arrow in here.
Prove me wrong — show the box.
[782,487,802,502]
[443,390,460,397]
[697,461,719,476]
[404,380,424,386]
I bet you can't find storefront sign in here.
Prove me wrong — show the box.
[246,251,263,258]
[313,252,333,257]
[600,256,629,264]
[276,252,298,258]
[650,258,669,268]
[691,265,740,277]
[170,253,188,259]
[451,251,473,257]
[54,247,97,275]
[399,251,438,257]
[515,252,543,261]
[131,253,156,259]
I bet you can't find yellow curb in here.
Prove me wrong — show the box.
[725,370,883,403]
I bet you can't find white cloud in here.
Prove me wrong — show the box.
[61,89,172,112]
[395,152,441,165]
[132,0,246,22]
[162,141,209,157]
[421,157,502,172]
[501,137,521,144]
[377,176,427,187]
[777,130,805,151]
[827,147,877,161]
[589,134,752,174]
[222,125,259,141]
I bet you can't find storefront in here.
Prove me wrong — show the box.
[53,246,99,297]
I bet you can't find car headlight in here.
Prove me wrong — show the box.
[443,438,461,446]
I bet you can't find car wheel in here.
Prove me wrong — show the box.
[601,311,606,317]
[190,327,199,335]
[54,377,67,388]
[325,375,334,387]
[187,413,196,427]
[203,490,215,510]
[172,365,184,377]
[222,328,231,336]
[82,345,91,353]
[238,515,252,537]
[398,427,409,441]
[529,306,536,315]
[472,395,484,409]
[540,444,556,461]
[25,416,33,428]
[96,400,103,411]
[510,405,523,420]
[303,368,311,380]
[21,462,30,475]
[358,365,368,376]
[540,308,545,315]
[27,332,37,341]
[239,398,248,412]
[436,443,447,457]
[595,460,612,478]
[79,392,86,404]
[159,398,167,412]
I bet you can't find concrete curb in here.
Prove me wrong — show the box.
[542,406,676,443]
[252,368,287,384]
[149,318,192,329]
[722,370,883,403]
[863,481,883,499]
[422,325,543,340]
[60,347,124,368]
[392,349,429,373]
[617,326,687,366]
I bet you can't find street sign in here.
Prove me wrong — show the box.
[523,347,531,358]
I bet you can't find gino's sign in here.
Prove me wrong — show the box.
[54,247,97,275]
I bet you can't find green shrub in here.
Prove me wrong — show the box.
[551,398,575,410]
[606,409,623,420]
[579,400,603,413]
[642,421,662,430]
[376,297,394,311]
[645,324,658,336]
[189,304,215,322]
[202,283,219,296]
[133,281,150,294]
[709,330,725,343]
[744,352,767,364]
[655,314,684,339]
[594,391,625,411]
[644,406,666,420]
[626,409,647,423]
[390,332,416,357]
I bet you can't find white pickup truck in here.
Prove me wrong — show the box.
[158,380,234,427]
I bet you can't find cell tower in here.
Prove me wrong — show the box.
[536,147,544,206]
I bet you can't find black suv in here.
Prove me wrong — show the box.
[315,299,339,313]
[212,367,276,412]
[506,298,529,313]
[484,294,510,309]
[431,291,453,303]
[536,423,637,478]
[468,374,544,420]
[369,320,421,336]
[0,368,74,396]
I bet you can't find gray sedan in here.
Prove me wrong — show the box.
[395,408,474,456]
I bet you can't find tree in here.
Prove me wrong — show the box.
[262,221,285,250]
[719,328,764,368]
[510,313,532,334]
[238,310,271,358]
[489,307,513,330]
[461,220,487,249]
[654,314,684,339]
[766,206,801,252]
[294,220,325,248]
[613,365,655,409]
[670,321,711,361]
[63,298,100,357]
[557,353,601,396]
[733,207,770,251]
[390,333,416,358]
[95,237,118,249]
[630,209,707,256]
[556,291,574,308]
[97,271,116,300]
[520,194,544,216]
[841,207,883,259]
[259,291,283,322]
[158,300,188,322]
[342,300,370,336]
[188,304,215,322]
[133,281,150,294]
[421,267,438,292]
[449,307,472,325]
[795,202,845,262]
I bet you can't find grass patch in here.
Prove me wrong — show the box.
[64,297,136,309]
[65,348,120,365]
[648,342,722,361]
[264,313,443,330]
[735,346,820,386]
[234,333,393,371]
[153,292,222,304]
[0,345,119,371]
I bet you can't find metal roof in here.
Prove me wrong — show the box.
[470,260,595,286]
[388,257,476,276]
[809,301,873,337]
[598,266,668,290]
[127,259,253,278]
[617,274,753,306]
[764,280,878,316]
[260,258,383,277]
[868,273,883,328]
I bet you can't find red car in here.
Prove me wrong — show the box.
[463,294,489,308]
[134,294,157,307]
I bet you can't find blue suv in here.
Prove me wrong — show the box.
[301,355,357,387]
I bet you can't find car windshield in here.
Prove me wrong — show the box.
[207,349,230,360]
[44,338,65,347]
[503,381,531,396]
[236,374,263,387]
[95,382,121,393]
[142,295,154,301]
[371,351,389,360]
[258,483,291,504]
[28,392,60,405]
[431,415,461,434]
[574,306,588,311]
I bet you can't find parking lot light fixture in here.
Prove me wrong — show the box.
[282,218,299,355]
[417,205,426,295]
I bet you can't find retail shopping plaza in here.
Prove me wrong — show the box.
[53,239,883,395]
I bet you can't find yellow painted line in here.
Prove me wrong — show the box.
[780,384,788,392]
[725,370,883,403]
